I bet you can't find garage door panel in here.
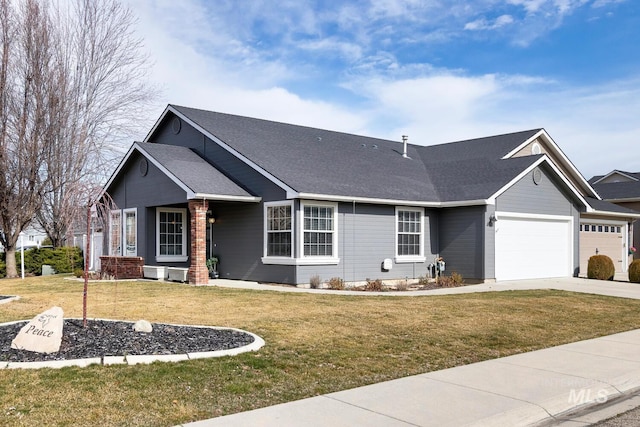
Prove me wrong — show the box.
[495,216,572,281]
[579,223,625,273]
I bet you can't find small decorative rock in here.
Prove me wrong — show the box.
[11,306,64,354]
[133,320,153,333]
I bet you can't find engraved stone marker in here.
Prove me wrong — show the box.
[11,306,64,353]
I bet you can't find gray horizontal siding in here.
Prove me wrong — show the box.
[213,202,295,283]
[439,206,487,280]
[496,166,576,216]
[296,203,437,285]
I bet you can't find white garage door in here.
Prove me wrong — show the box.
[495,213,573,281]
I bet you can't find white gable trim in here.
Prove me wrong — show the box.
[294,192,492,207]
[592,170,639,185]
[501,129,599,199]
[147,105,299,199]
[487,155,590,209]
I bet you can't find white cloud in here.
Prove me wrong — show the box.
[123,0,638,180]
[465,14,515,30]
[592,0,627,7]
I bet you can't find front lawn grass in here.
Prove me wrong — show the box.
[2,276,640,426]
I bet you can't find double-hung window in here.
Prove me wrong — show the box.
[396,207,425,262]
[303,203,336,258]
[156,207,188,262]
[265,202,293,257]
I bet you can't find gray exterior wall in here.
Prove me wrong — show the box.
[107,151,191,267]
[495,165,582,277]
[296,203,438,285]
[211,202,296,283]
[438,205,488,280]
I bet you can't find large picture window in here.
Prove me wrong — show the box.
[156,208,187,262]
[266,203,293,257]
[396,207,425,262]
[303,204,335,257]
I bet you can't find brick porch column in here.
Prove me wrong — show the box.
[188,199,209,284]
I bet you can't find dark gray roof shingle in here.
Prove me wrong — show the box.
[168,105,545,203]
[586,197,640,214]
[136,142,254,198]
[592,181,640,200]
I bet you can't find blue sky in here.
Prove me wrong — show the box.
[127,0,639,179]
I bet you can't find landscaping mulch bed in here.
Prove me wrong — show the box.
[0,319,255,363]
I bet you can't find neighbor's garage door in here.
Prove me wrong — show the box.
[579,222,625,274]
[495,213,572,281]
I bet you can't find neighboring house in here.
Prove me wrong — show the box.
[102,105,640,285]
[0,223,48,252]
[589,171,640,262]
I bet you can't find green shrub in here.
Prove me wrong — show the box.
[629,260,640,283]
[327,277,344,290]
[365,278,384,292]
[587,255,615,281]
[74,268,85,278]
[0,258,5,278]
[16,247,83,276]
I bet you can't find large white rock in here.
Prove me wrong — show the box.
[11,306,64,354]
[133,319,153,333]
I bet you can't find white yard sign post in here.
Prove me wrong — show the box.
[19,232,24,280]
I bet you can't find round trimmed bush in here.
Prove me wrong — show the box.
[587,255,615,281]
[629,259,640,283]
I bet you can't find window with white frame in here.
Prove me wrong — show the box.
[123,208,137,256]
[303,203,336,257]
[156,208,187,262]
[265,202,293,257]
[109,210,122,255]
[109,209,137,256]
[396,207,424,261]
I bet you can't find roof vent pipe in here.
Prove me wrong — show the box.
[402,135,408,158]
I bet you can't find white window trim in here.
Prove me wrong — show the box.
[298,200,339,264]
[109,210,122,256]
[395,206,426,263]
[260,200,341,266]
[156,207,188,263]
[262,201,294,261]
[123,208,137,256]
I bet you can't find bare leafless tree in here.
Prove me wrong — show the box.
[37,0,157,247]
[82,187,117,327]
[0,0,55,278]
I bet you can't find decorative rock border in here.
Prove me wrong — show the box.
[0,296,20,305]
[0,318,265,370]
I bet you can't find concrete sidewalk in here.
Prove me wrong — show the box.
[180,329,640,427]
[179,277,640,427]
[209,276,637,300]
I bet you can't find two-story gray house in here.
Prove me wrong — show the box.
[102,105,638,285]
